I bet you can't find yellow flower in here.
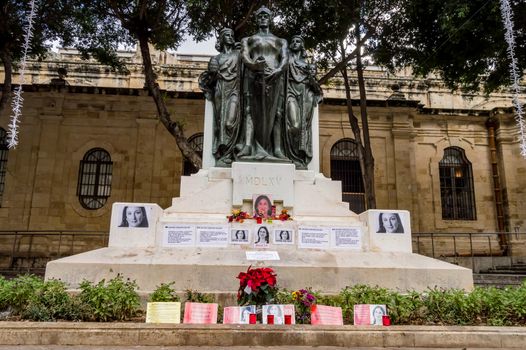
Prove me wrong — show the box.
[233,209,240,215]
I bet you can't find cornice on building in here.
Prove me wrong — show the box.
[0,49,524,114]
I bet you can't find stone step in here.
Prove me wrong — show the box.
[473,273,526,287]
[0,322,525,348]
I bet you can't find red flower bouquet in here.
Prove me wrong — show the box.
[227,209,250,223]
[236,266,277,306]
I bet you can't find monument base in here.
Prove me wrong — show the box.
[45,162,473,293]
[45,247,473,293]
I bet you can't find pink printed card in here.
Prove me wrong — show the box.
[310,305,343,325]
[183,302,218,324]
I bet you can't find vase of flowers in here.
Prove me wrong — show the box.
[292,288,317,324]
[236,266,277,307]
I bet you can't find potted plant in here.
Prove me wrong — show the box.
[236,266,277,308]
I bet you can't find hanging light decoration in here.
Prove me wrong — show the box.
[499,0,526,158]
[7,0,38,149]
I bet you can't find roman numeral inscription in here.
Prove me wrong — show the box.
[236,175,282,186]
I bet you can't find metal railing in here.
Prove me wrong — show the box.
[0,230,108,274]
[412,231,526,271]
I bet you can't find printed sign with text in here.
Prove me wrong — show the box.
[146,302,181,323]
[183,302,218,324]
[162,224,195,247]
[196,225,229,247]
[310,305,343,325]
[223,305,256,324]
[298,227,330,249]
[353,304,387,326]
[331,227,362,249]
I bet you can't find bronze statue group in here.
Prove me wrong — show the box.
[199,6,322,170]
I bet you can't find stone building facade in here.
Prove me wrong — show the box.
[0,49,524,242]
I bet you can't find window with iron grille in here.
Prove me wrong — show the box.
[183,133,203,176]
[439,147,476,220]
[0,128,8,207]
[330,138,366,214]
[77,148,113,210]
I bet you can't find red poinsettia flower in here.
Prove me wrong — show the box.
[236,265,278,306]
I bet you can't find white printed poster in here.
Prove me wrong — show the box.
[298,227,330,249]
[162,224,195,247]
[331,227,362,249]
[273,228,294,245]
[196,225,229,247]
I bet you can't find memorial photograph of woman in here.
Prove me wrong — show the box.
[231,229,248,243]
[253,194,273,218]
[118,206,149,228]
[376,212,404,233]
[255,226,270,245]
[274,229,293,243]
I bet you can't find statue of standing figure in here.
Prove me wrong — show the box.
[237,6,289,162]
[199,28,241,166]
[284,35,323,169]
[199,6,322,169]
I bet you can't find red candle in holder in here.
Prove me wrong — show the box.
[267,314,274,324]
[256,217,262,224]
[382,315,391,326]
[249,313,257,324]
[284,315,292,324]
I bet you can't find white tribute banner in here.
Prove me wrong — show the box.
[246,251,280,261]
[196,225,229,247]
[298,227,330,249]
[162,224,195,247]
[331,227,362,249]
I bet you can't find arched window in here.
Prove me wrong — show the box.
[0,128,8,206]
[330,138,366,213]
[77,148,113,210]
[183,133,203,176]
[439,147,476,220]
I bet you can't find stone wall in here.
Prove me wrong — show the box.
[0,50,524,241]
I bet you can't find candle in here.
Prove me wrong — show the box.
[267,314,274,324]
[249,313,257,324]
[284,315,292,324]
[382,315,391,326]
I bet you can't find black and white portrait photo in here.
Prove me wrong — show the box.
[230,229,249,244]
[376,212,404,233]
[273,229,293,244]
[254,225,270,247]
[118,205,149,228]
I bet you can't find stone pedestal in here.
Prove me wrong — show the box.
[46,162,473,293]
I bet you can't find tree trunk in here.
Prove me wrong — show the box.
[0,50,12,115]
[340,66,367,203]
[137,34,202,169]
[355,24,376,209]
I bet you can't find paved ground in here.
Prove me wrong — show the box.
[0,347,519,350]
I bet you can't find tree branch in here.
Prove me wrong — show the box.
[0,50,12,115]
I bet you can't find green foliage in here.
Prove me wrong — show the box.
[184,289,214,304]
[20,279,86,322]
[79,275,141,322]
[149,282,180,302]
[0,275,86,321]
[3,275,45,314]
[374,0,526,93]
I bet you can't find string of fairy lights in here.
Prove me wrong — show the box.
[7,0,37,149]
[5,0,526,157]
[499,0,526,158]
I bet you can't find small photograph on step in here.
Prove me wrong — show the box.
[230,228,250,244]
[273,229,294,244]
[254,225,270,247]
[118,205,149,228]
[376,212,404,234]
